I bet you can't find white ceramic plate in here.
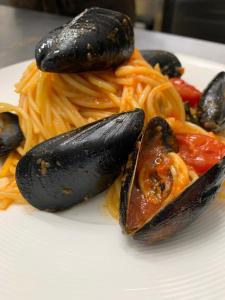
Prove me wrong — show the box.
[0,56,225,300]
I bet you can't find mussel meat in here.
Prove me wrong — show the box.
[16,109,144,212]
[120,117,225,243]
[0,112,23,156]
[35,7,134,73]
[197,72,225,132]
[140,50,183,78]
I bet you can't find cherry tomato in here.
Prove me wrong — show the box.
[171,78,202,107]
[176,134,225,175]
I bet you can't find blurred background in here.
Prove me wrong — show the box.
[0,0,225,44]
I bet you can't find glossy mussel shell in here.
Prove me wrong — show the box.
[16,109,144,212]
[120,117,225,243]
[140,50,183,78]
[197,72,225,132]
[0,112,23,156]
[35,7,134,73]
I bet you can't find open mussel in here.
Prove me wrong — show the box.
[197,72,225,132]
[120,117,225,243]
[16,109,144,212]
[35,7,134,73]
[0,112,23,156]
[140,50,183,78]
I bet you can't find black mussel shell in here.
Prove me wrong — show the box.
[197,72,225,132]
[35,7,134,73]
[120,117,178,229]
[140,50,183,78]
[134,157,225,243]
[120,116,225,243]
[16,109,144,212]
[0,112,23,156]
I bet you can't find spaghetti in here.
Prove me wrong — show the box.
[0,48,212,210]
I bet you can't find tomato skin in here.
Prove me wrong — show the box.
[176,134,225,175]
[171,78,202,107]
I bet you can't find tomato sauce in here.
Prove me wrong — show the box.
[126,140,173,232]
[126,184,161,232]
[176,134,225,175]
[170,78,202,107]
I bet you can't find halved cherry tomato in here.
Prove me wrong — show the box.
[171,78,202,107]
[176,134,225,175]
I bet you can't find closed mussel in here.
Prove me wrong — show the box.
[140,50,183,78]
[0,112,23,156]
[35,7,134,73]
[197,72,225,132]
[16,109,144,212]
[120,117,225,243]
